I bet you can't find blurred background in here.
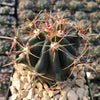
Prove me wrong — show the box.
[0,0,100,100]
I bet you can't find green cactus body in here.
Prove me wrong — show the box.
[36,39,50,73]
[17,35,76,82]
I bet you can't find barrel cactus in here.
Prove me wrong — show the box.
[1,11,84,85]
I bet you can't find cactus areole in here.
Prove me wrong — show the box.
[11,11,80,84]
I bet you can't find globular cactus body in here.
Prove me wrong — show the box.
[18,36,76,81]
[16,11,79,82]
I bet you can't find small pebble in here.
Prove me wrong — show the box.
[10,86,17,94]
[61,86,71,95]
[24,82,31,90]
[43,90,48,97]
[67,90,78,100]
[83,96,88,100]
[32,98,41,100]
[48,90,54,97]
[23,98,28,100]
[43,83,49,90]
[9,94,18,100]
[77,88,85,99]
[26,88,34,99]
[42,95,50,100]
[37,82,43,91]
[59,95,66,100]
[54,94,61,99]
[75,79,84,87]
